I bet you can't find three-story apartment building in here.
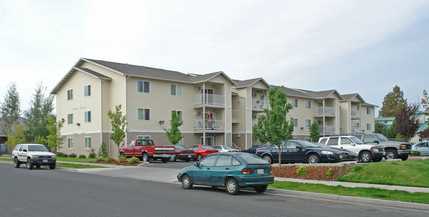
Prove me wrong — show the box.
[340,94,377,134]
[52,58,376,156]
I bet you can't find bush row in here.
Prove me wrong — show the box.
[56,152,96,158]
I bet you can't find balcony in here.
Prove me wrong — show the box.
[194,120,225,132]
[252,99,268,111]
[194,94,224,108]
[319,125,336,135]
[314,107,335,117]
[351,110,360,119]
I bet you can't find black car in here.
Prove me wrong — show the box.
[241,145,269,154]
[314,143,358,161]
[255,140,345,164]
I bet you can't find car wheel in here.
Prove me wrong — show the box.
[400,155,409,161]
[262,155,272,164]
[14,158,20,168]
[255,185,268,193]
[385,150,397,160]
[162,158,168,163]
[120,152,126,157]
[197,154,202,161]
[225,178,240,195]
[49,163,56,170]
[27,158,33,170]
[181,175,193,189]
[307,154,320,164]
[359,151,372,163]
[142,153,149,163]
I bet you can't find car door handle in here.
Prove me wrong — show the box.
[225,168,229,170]
[207,168,210,170]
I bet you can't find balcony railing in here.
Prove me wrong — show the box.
[351,110,360,119]
[314,107,335,116]
[194,120,225,131]
[319,125,335,135]
[194,94,224,107]
[252,99,268,111]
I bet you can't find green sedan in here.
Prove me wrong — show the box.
[177,152,274,195]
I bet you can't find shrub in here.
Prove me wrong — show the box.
[105,157,115,163]
[412,151,421,156]
[69,153,77,158]
[118,156,127,163]
[62,154,68,158]
[88,153,96,158]
[99,142,108,158]
[326,168,333,176]
[129,157,140,164]
[296,166,308,175]
[56,152,65,157]
[78,154,87,158]
[96,158,105,162]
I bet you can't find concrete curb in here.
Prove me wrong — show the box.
[267,188,429,212]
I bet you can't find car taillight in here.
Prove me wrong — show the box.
[241,168,251,175]
[269,168,273,174]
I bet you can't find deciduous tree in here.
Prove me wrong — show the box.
[253,86,294,167]
[164,112,183,145]
[45,117,65,152]
[422,89,429,127]
[379,85,407,117]
[108,105,127,155]
[395,103,420,142]
[5,124,26,150]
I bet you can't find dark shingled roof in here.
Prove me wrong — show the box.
[74,67,111,80]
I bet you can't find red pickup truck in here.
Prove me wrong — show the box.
[119,139,175,163]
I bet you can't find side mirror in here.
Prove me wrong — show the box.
[373,140,380,144]
[296,146,302,150]
[23,149,27,152]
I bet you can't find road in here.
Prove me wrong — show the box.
[1,163,429,217]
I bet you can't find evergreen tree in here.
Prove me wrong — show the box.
[164,112,183,145]
[24,83,55,142]
[309,121,320,142]
[0,82,21,135]
[379,85,407,117]
[253,86,294,167]
[386,120,399,139]
[374,122,387,135]
[422,89,429,127]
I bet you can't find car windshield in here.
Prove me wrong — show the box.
[350,137,365,144]
[238,153,269,164]
[202,145,214,149]
[28,145,49,152]
[375,134,389,142]
[297,141,319,148]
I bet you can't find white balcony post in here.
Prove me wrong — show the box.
[202,83,206,146]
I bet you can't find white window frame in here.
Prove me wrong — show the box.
[293,118,298,127]
[67,138,74,149]
[137,135,151,139]
[67,114,73,124]
[84,137,92,149]
[367,108,372,115]
[137,80,150,93]
[305,119,311,128]
[171,110,183,122]
[292,99,298,108]
[84,111,91,123]
[170,84,182,96]
[305,100,311,109]
[67,89,73,100]
[84,85,91,97]
[137,108,150,121]
[367,123,372,131]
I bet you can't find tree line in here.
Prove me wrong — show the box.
[0,82,64,152]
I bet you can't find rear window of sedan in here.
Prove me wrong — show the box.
[238,153,269,164]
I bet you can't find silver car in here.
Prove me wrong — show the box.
[12,144,56,169]
[213,145,240,153]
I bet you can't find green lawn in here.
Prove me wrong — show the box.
[337,159,429,188]
[269,181,429,204]
[0,156,105,169]
[56,156,99,163]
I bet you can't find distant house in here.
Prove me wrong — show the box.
[0,117,26,153]
[375,111,428,142]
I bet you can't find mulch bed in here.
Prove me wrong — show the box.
[96,160,142,166]
[272,165,355,181]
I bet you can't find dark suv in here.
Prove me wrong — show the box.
[353,133,411,161]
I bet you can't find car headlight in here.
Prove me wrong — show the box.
[321,151,333,155]
[371,148,379,153]
[33,155,39,158]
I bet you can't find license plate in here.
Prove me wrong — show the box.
[342,155,348,158]
[257,169,264,174]
[163,154,167,157]
[43,160,48,163]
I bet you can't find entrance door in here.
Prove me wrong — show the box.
[201,137,214,146]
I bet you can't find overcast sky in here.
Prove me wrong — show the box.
[1,0,428,116]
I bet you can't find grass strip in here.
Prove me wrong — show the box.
[269,181,429,204]
[0,157,12,162]
[56,156,99,163]
[337,159,429,188]
[0,157,105,168]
